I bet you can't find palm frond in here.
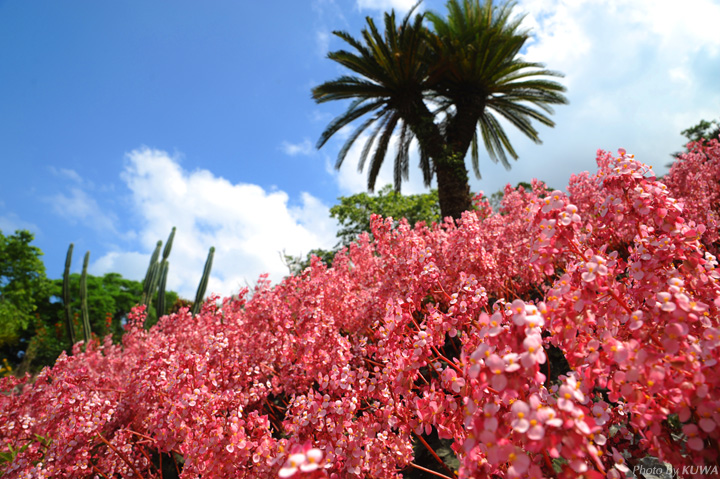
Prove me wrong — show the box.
[316,98,386,149]
[368,112,400,191]
[394,121,411,190]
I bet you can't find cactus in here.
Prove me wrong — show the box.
[155,228,175,317]
[141,240,163,306]
[162,227,175,262]
[62,243,76,348]
[80,251,91,344]
[157,261,170,318]
[191,247,215,316]
[156,261,169,317]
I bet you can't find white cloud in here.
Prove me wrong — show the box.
[93,148,337,299]
[48,188,118,234]
[281,138,314,156]
[356,0,418,12]
[454,0,720,194]
[327,132,434,196]
[0,212,38,235]
[49,167,84,184]
[89,251,149,283]
[315,0,720,202]
[316,30,331,58]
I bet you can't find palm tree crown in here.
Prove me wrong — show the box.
[313,0,568,220]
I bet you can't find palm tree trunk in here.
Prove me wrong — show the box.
[403,99,474,220]
[435,154,472,220]
[434,99,487,220]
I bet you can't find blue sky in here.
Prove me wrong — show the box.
[2,0,719,299]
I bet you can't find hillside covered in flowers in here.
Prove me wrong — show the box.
[2,139,720,478]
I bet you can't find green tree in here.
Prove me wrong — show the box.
[331,185,440,246]
[667,118,720,167]
[313,0,567,220]
[681,118,720,145]
[0,230,50,351]
[21,273,179,371]
[284,186,439,275]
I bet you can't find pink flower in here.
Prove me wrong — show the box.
[279,446,326,477]
[442,367,466,393]
[628,310,643,330]
[279,453,308,477]
[521,334,546,368]
[510,400,530,433]
[656,292,676,312]
[485,354,507,391]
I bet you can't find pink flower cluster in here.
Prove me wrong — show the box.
[2,145,720,478]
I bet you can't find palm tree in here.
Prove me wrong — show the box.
[313,0,567,220]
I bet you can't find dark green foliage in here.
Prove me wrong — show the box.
[20,273,179,372]
[668,117,720,166]
[283,248,337,276]
[682,118,720,145]
[332,185,440,247]
[2,231,184,372]
[0,230,51,366]
[191,247,215,316]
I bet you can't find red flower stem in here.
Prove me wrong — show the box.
[412,432,458,479]
[125,428,155,442]
[262,397,278,418]
[408,462,454,479]
[262,398,285,434]
[543,451,556,476]
[607,287,633,314]
[91,463,111,479]
[95,431,147,479]
[172,451,182,477]
[431,346,463,375]
[136,443,161,478]
[433,283,453,302]
[364,357,385,368]
[567,238,584,257]
[416,370,430,385]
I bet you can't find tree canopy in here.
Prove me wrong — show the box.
[284,186,440,275]
[331,185,440,247]
[0,231,181,372]
[0,230,50,349]
[18,273,180,371]
[681,118,720,145]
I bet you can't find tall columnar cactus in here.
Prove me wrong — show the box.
[156,261,169,317]
[156,227,175,316]
[63,243,76,348]
[80,251,91,344]
[141,240,163,306]
[162,227,175,263]
[191,246,215,316]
